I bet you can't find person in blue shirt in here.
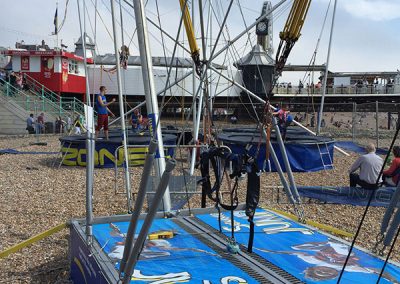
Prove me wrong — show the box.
[131,108,143,133]
[95,86,115,139]
[26,113,35,134]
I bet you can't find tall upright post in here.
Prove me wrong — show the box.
[133,0,171,211]
[110,0,132,211]
[119,140,157,275]
[77,0,95,243]
[352,102,356,142]
[190,0,197,176]
[376,101,379,148]
[122,159,176,284]
[317,0,338,135]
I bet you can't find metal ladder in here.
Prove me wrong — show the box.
[316,142,334,170]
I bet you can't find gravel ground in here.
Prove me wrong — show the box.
[0,131,399,283]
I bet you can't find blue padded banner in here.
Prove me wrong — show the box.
[93,219,257,283]
[298,186,397,207]
[197,209,400,284]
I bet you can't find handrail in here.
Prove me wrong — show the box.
[0,78,69,118]
[23,73,88,117]
[23,73,60,100]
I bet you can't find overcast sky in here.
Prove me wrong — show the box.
[1,0,400,83]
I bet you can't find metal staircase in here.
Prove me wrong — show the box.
[23,73,86,119]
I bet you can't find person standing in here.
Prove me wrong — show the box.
[74,115,84,135]
[95,86,115,139]
[26,113,35,134]
[55,116,66,134]
[37,112,45,134]
[349,143,383,189]
[66,115,72,133]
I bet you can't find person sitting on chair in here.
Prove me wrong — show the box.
[383,146,400,186]
[349,143,383,190]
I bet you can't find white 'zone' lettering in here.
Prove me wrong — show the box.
[132,270,190,283]
[210,213,247,232]
[203,276,248,284]
[211,211,313,235]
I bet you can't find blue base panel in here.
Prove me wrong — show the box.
[70,208,400,283]
[197,209,400,284]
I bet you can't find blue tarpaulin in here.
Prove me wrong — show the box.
[225,142,334,172]
[197,209,400,284]
[297,186,397,207]
[0,148,58,155]
[335,141,388,155]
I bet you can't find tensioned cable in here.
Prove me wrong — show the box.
[57,0,70,34]
[89,0,114,40]
[155,0,193,214]
[300,0,332,117]
[337,125,400,283]
[376,224,400,283]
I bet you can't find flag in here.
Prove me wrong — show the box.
[53,8,58,35]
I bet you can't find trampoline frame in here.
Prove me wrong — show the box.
[69,205,400,284]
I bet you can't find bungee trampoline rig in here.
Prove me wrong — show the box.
[67,0,400,283]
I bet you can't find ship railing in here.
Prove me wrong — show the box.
[273,84,399,95]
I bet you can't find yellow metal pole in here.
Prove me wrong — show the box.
[179,0,200,58]
[281,0,312,41]
[0,223,67,259]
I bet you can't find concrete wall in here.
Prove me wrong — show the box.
[0,95,29,135]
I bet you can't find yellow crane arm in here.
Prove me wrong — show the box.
[271,0,312,97]
[280,0,311,41]
[179,0,201,74]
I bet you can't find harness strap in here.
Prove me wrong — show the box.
[245,160,261,253]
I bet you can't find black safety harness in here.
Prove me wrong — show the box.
[199,146,261,253]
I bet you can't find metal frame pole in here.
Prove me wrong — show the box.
[190,0,197,175]
[210,0,287,62]
[77,0,95,243]
[209,65,349,156]
[110,0,132,211]
[352,102,356,142]
[122,159,176,284]
[271,116,301,203]
[317,0,338,135]
[261,129,296,205]
[376,100,379,148]
[119,140,157,275]
[109,71,193,127]
[133,0,171,211]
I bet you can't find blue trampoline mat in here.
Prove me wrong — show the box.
[0,148,58,155]
[93,219,258,283]
[298,186,397,207]
[335,141,388,155]
[197,208,400,284]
